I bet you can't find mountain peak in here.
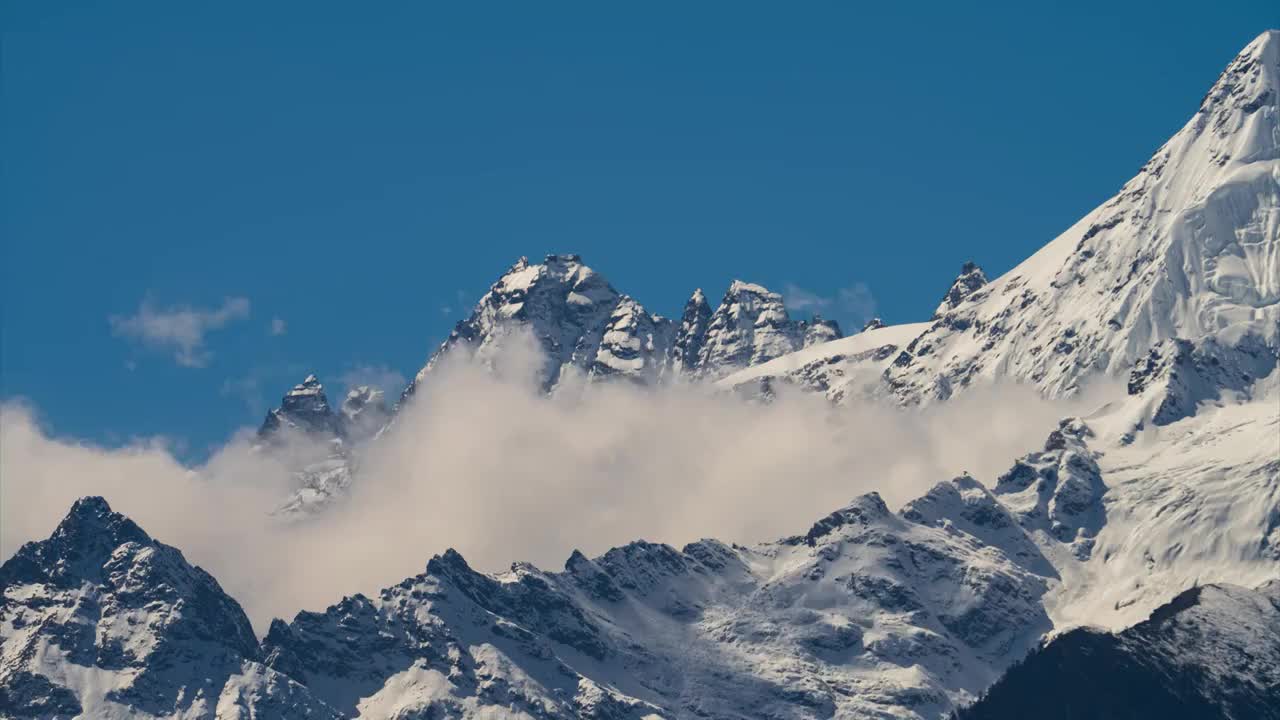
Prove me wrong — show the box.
[259,373,340,438]
[933,261,988,318]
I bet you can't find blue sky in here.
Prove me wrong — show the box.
[2,1,1275,457]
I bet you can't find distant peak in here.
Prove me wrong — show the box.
[300,374,320,387]
[689,287,707,304]
[861,317,885,332]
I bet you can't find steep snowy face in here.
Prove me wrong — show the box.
[956,582,1280,720]
[886,31,1280,404]
[400,254,677,397]
[694,280,808,379]
[0,498,335,719]
[258,374,341,439]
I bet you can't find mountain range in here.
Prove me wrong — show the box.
[3,29,1279,720]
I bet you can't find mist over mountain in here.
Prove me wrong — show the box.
[3,29,1279,720]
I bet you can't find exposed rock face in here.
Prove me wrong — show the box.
[993,419,1106,560]
[0,497,338,719]
[258,374,340,439]
[693,281,808,380]
[802,316,842,347]
[933,262,989,319]
[1126,333,1278,426]
[669,288,713,375]
[588,295,677,384]
[398,255,828,395]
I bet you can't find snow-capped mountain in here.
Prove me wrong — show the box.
[883,29,1280,404]
[397,254,838,400]
[5,29,1280,720]
[0,498,339,719]
[256,375,382,516]
[258,375,342,439]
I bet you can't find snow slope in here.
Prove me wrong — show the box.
[884,30,1280,404]
[716,322,930,401]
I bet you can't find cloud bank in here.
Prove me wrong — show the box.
[1,336,1119,632]
[109,296,251,367]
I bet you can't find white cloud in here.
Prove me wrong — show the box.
[270,317,288,336]
[783,282,878,330]
[338,365,407,397]
[109,296,251,367]
[0,332,1122,632]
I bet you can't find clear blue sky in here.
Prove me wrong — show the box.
[3,1,1275,457]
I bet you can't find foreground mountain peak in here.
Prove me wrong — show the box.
[0,498,334,718]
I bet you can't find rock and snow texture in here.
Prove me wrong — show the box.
[0,497,338,719]
[6,29,1280,720]
[716,322,929,401]
[258,375,341,439]
[669,289,713,375]
[256,375,364,516]
[884,30,1280,404]
[956,582,1280,719]
[398,255,834,397]
[690,281,809,380]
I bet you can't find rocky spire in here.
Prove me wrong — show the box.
[696,280,805,379]
[670,288,712,374]
[258,373,341,439]
[861,317,885,332]
[932,261,988,319]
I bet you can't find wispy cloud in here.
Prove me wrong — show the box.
[109,296,250,368]
[783,282,878,329]
[270,317,288,336]
[339,364,407,395]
